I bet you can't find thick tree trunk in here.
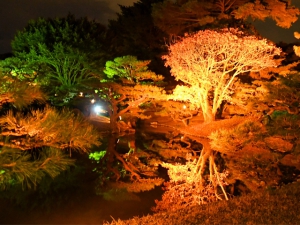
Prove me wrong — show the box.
[202,103,215,123]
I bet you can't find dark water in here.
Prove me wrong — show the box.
[0,187,163,224]
[0,130,166,224]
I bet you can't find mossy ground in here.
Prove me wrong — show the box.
[104,181,300,225]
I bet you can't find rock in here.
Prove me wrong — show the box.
[260,181,266,187]
[264,137,293,153]
[241,144,274,161]
[280,154,300,170]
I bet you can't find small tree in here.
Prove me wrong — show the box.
[0,72,101,190]
[164,28,281,122]
[90,56,168,185]
[1,14,107,105]
[96,55,166,133]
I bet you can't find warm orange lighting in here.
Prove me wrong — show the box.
[163,28,281,122]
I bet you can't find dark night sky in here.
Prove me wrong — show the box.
[0,0,138,54]
[0,0,299,54]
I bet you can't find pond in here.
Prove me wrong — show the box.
[0,126,172,224]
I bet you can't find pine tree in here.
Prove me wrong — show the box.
[95,55,166,133]
[0,71,101,190]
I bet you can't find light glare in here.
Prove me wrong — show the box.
[94,105,102,113]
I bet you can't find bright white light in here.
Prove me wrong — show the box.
[79,92,83,97]
[94,105,102,113]
[183,105,187,109]
[91,99,95,104]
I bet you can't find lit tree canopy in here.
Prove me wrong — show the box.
[0,106,101,152]
[96,55,166,133]
[103,55,164,82]
[0,71,101,190]
[233,0,300,29]
[0,104,101,190]
[152,0,300,37]
[164,28,281,122]
[0,71,46,108]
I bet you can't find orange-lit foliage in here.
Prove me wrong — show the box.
[152,0,299,37]
[0,73,45,108]
[155,100,198,126]
[294,31,300,57]
[164,28,281,122]
[97,56,166,133]
[0,106,100,153]
[234,0,300,29]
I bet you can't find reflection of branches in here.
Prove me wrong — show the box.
[101,134,140,181]
[145,125,230,212]
[153,138,228,212]
[111,148,140,180]
[152,118,255,212]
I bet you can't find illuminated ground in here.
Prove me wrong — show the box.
[103,181,300,225]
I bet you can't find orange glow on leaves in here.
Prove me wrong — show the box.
[164,28,281,121]
[153,160,229,212]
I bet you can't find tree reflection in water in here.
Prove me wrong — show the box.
[0,130,167,224]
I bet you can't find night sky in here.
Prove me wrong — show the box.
[0,0,137,54]
[0,0,299,54]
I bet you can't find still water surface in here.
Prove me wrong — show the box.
[0,129,167,224]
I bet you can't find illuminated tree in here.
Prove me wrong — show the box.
[0,14,107,105]
[0,107,101,190]
[164,28,281,122]
[234,0,300,28]
[155,100,198,126]
[91,56,168,188]
[227,59,300,118]
[0,72,101,190]
[155,46,300,207]
[0,72,45,108]
[105,0,172,81]
[152,0,300,37]
[95,55,166,133]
